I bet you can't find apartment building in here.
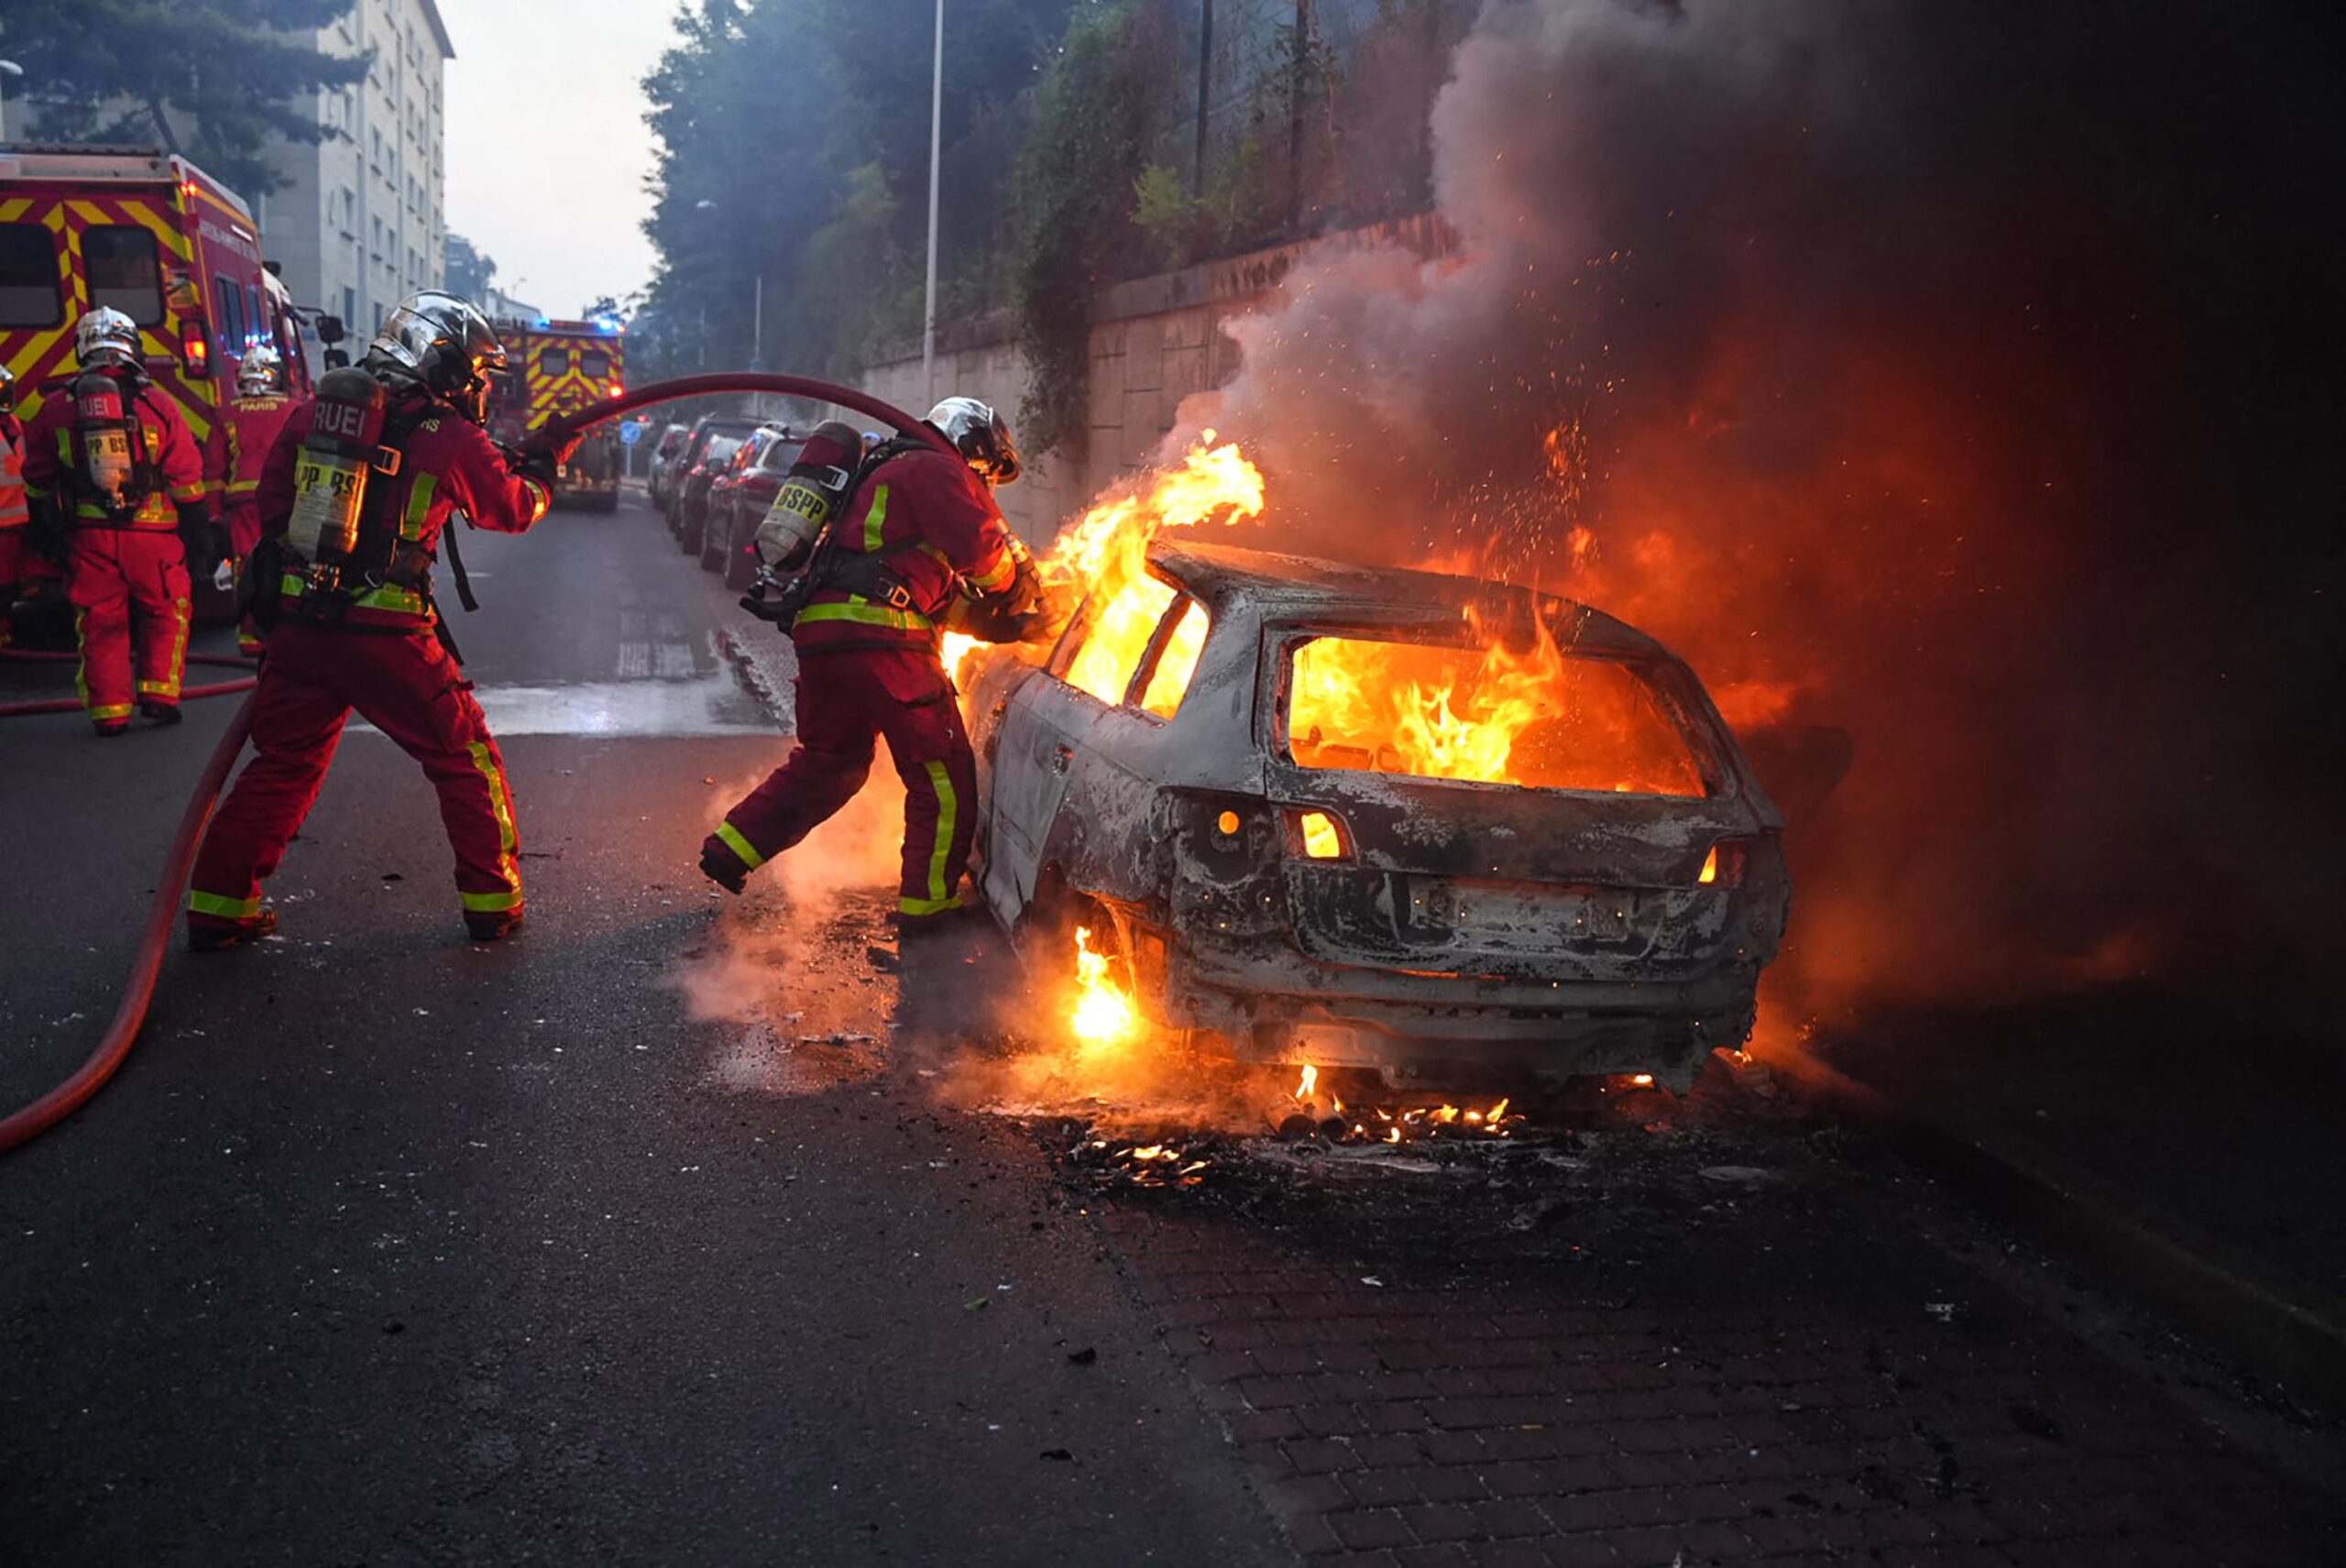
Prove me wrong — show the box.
[261,0,453,346]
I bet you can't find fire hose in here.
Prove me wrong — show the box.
[0,371,937,1157]
[0,650,259,718]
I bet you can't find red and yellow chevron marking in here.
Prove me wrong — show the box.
[517,332,625,422]
[0,187,220,443]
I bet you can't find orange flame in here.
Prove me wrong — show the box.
[1069,927,1136,1047]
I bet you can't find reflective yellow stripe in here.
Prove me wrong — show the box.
[898,894,964,917]
[280,571,306,596]
[151,596,190,699]
[460,888,523,913]
[402,472,436,542]
[466,740,522,903]
[188,890,261,920]
[354,584,427,615]
[715,821,766,870]
[225,480,261,496]
[965,552,1015,592]
[88,703,134,720]
[862,484,889,554]
[922,759,957,905]
[793,599,933,633]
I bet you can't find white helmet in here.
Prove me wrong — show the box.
[925,397,1022,486]
[74,307,142,372]
[237,345,286,395]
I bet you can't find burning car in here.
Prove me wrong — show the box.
[966,531,1792,1093]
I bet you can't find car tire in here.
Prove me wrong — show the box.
[678,504,704,554]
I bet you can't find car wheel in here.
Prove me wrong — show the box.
[678,505,704,554]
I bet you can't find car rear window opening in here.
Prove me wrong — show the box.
[1285,634,1708,797]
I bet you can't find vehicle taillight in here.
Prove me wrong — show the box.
[608,380,623,395]
[181,320,211,377]
[1698,840,1751,888]
[1288,807,1352,861]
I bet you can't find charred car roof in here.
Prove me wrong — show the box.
[1148,539,1672,660]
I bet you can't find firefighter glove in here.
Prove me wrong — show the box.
[514,425,582,489]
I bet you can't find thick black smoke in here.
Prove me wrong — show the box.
[1175,0,2345,1025]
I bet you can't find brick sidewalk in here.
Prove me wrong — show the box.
[1091,1135,2343,1567]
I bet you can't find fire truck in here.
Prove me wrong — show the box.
[1,145,317,623]
[487,318,624,511]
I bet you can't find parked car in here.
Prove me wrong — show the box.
[963,539,1794,1092]
[645,422,690,508]
[702,426,806,588]
[664,414,763,543]
[672,431,753,555]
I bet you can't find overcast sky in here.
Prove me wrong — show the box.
[442,1,674,319]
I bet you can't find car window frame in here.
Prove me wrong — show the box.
[1045,564,1198,721]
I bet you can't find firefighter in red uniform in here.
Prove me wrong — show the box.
[700,398,1046,935]
[0,367,27,647]
[184,291,575,951]
[207,345,300,653]
[18,308,218,734]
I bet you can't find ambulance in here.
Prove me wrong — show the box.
[486,318,624,511]
[1,144,318,624]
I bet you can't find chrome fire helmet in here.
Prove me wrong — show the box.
[74,307,144,373]
[0,365,15,414]
[926,397,1021,487]
[364,291,507,423]
[236,344,287,396]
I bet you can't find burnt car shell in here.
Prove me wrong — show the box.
[967,540,1791,1091]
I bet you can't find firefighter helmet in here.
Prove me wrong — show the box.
[926,397,1022,487]
[364,291,507,424]
[74,307,143,373]
[237,345,287,396]
[0,365,15,414]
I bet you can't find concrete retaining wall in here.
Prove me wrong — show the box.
[857,214,1454,544]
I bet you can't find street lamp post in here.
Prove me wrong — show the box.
[0,60,25,147]
[922,0,944,408]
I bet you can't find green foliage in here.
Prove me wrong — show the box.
[444,235,497,305]
[1,0,371,200]
[1009,2,1182,455]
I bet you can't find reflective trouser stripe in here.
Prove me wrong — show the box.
[920,759,956,905]
[188,889,261,920]
[714,820,765,870]
[466,740,522,906]
[138,596,190,700]
[898,893,964,917]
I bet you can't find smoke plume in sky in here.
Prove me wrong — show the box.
[1178,0,2343,1024]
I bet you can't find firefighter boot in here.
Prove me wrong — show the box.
[187,904,279,953]
[93,718,129,739]
[140,697,182,726]
[698,841,748,894]
[465,908,526,941]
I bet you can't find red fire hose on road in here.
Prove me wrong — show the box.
[0,372,937,1156]
[0,649,259,719]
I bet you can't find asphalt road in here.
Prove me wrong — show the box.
[0,494,1286,1567]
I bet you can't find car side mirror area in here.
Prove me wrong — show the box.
[314,314,346,346]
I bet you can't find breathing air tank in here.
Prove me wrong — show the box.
[286,366,389,569]
[71,370,137,513]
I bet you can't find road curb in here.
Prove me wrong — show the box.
[1753,1039,2346,1409]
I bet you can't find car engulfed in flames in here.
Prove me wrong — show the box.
[962,450,1792,1094]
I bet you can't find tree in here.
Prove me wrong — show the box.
[2,1,370,200]
[445,234,497,304]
